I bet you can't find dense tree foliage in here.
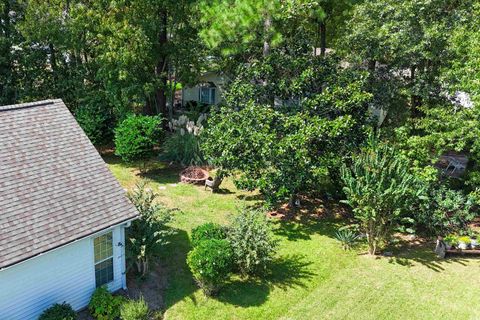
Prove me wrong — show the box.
[203,53,372,206]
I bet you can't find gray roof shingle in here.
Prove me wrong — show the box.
[0,99,138,269]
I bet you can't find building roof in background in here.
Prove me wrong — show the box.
[0,99,138,269]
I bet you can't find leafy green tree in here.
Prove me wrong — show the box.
[203,54,371,206]
[114,115,162,167]
[127,182,175,276]
[339,0,472,117]
[341,136,422,255]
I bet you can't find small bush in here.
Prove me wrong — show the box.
[88,287,125,320]
[334,228,359,250]
[191,223,227,247]
[187,239,233,296]
[416,186,475,235]
[39,303,77,320]
[114,115,163,164]
[228,207,277,276]
[120,297,149,320]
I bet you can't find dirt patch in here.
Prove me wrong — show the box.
[268,196,349,220]
[126,262,168,311]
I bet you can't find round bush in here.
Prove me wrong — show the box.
[191,223,227,247]
[114,115,163,163]
[187,239,233,295]
[120,297,149,320]
[39,303,76,320]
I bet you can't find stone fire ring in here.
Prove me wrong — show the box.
[180,167,209,185]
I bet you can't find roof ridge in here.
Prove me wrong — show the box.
[0,99,61,112]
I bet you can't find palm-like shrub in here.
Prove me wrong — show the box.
[335,228,359,250]
[127,182,174,276]
[341,136,422,255]
[228,207,277,276]
[187,239,233,296]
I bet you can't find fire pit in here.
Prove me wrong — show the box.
[180,166,209,185]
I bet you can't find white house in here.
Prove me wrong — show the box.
[182,72,228,106]
[0,99,139,320]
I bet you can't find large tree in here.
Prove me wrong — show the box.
[202,53,372,206]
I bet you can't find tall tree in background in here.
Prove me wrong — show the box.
[338,0,472,120]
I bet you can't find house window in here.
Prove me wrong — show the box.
[94,232,114,287]
[199,86,216,105]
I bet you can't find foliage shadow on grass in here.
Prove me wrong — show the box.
[155,229,199,310]
[386,242,473,272]
[140,166,182,185]
[216,253,315,307]
[272,217,340,242]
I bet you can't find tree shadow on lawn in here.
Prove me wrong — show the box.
[272,216,341,241]
[140,166,182,185]
[386,241,473,272]
[216,253,316,307]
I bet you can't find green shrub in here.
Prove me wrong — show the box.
[191,223,227,247]
[75,96,115,146]
[228,207,277,276]
[416,186,475,235]
[334,228,359,250]
[39,303,77,320]
[187,239,233,296]
[114,115,163,165]
[120,297,149,320]
[88,287,125,320]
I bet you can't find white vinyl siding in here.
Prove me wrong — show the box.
[0,225,127,320]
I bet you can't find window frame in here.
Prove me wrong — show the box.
[199,86,216,105]
[93,231,114,288]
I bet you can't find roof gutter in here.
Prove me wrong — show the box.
[0,216,137,272]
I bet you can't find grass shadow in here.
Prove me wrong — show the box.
[272,217,340,241]
[386,241,473,272]
[216,253,315,307]
[140,166,182,185]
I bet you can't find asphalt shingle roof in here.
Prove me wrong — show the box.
[0,99,138,269]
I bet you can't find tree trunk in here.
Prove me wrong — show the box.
[263,14,272,57]
[49,43,58,89]
[410,66,422,116]
[320,21,326,57]
[155,10,168,117]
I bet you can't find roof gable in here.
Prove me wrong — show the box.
[0,99,138,269]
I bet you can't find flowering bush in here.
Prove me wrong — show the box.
[161,114,207,166]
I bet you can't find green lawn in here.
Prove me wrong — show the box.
[107,156,480,320]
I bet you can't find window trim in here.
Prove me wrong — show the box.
[93,231,114,287]
[199,86,216,105]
